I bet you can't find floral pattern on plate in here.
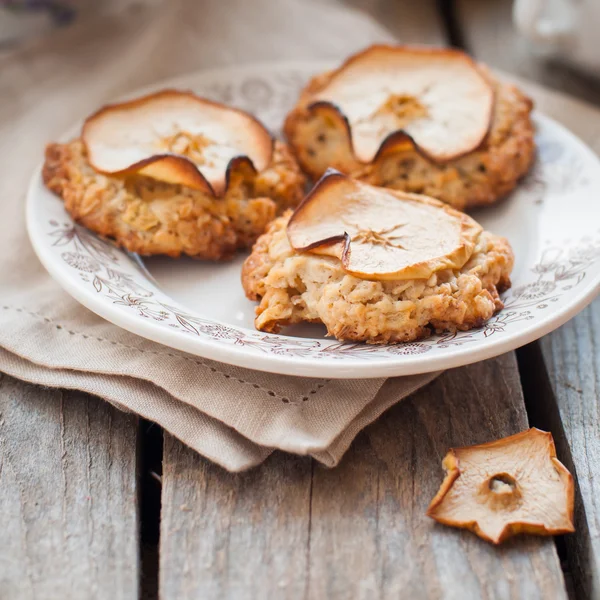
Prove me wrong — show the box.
[28,62,600,376]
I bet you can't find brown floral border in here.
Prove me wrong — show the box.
[46,216,600,360]
[42,66,600,362]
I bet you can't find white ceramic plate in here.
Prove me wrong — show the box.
[27,61,600,378]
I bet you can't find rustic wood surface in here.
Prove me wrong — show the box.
[0,374,139,599]
[306,355,565,600]
[160,355,567,600]
[3,1,600,599]
[516,305,600,600]
[159,442,311,600]
[454,2,600,597]
[535,302,600,600]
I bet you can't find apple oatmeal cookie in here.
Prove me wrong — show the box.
[43,90,306,259]
[284,45,535,210]
[242,173,514,344]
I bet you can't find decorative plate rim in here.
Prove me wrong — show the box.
[26,60,600,378]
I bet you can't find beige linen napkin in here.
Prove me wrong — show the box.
[0,0,438,471]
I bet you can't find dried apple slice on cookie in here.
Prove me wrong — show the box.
[82,89,274,196]
[309,45,494,163]
[286,170,482,280]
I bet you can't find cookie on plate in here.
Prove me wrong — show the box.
[283,45,535,211]
[242,171,514,344]
[43,90,305,260]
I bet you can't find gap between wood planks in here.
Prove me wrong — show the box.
[139,419,163,600]
[516,344,579,598]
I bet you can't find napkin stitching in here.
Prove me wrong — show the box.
[1,304,332,400]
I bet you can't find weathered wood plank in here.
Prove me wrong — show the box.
[525,85,600,600]
[305,354,566,600]
[0,374,139,599]
[455,0,600,105]
[530,300,600,599]
[454,3,600,596]
[159,442,312,599]
[160,356,567,600]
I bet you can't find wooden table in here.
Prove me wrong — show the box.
[3,1,600,598]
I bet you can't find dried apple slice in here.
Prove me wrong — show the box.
[309,45,494,163]
[82,89,273,196]
[426,428,575,544]
[286,170,482,281]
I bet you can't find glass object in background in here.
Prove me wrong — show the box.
[513,0,600,76]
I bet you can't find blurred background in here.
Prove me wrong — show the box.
[2,0,600,101]
[2,0,600,91]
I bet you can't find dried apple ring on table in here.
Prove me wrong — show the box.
[43,90,305,260]
[427,428,575,544]
[242,172,514,344]
[284,45,535,210]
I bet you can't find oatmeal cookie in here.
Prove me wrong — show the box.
[43,139,305,259]
[242,211,513,344]
[284,47,535,211]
